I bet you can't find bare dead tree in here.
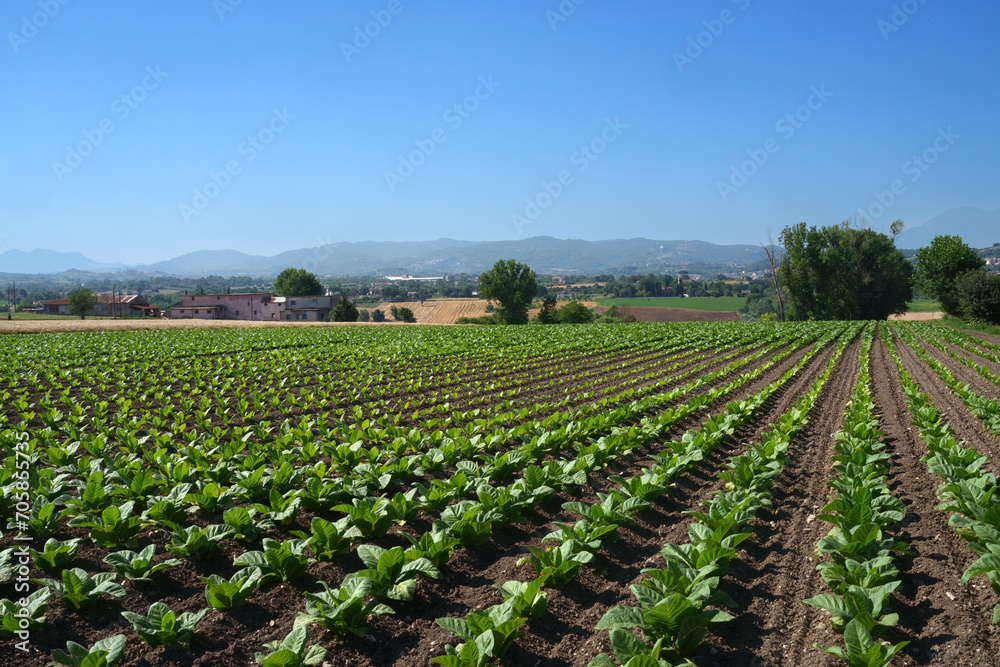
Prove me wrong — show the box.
[761,228,786,322]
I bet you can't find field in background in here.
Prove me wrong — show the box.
[595,296,746,311]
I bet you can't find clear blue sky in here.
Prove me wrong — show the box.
[1,0,997,264]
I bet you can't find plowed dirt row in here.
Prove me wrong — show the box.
[690,329,862,667]
[892,328,1000,465]
[870,331,1000,666]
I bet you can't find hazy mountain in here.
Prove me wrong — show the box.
[895,207,1000,250]
[2,237,768,277]
[138,237,767,277]
[0,249,122,274]
[142,250,270,275]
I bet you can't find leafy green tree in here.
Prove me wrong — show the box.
[390,306,400,320]
[779,221,912,320]
[371,309,385,322]
[397,307,416,323]
[329,299,359,322]
[358,309,371,322]
[536,295,558,324]
[558,301,594,324]
[913,235,986,316]
[955,271,1000,325]
[478,259,537,325]
[273,268,323,297]
[67,288,98,320]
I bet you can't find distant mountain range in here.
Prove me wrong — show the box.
[895,207,1000,251]
[3,207,996,277]
[0,237,768,277]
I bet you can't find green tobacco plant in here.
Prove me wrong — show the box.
[291,516,351,562]
[234,538,312,585]
[543,519,618,554]
[433,598,527,666]
[402,531,461,569]
[223,506,273,543]
[815,618,909,667]
[68,501,144,549]
[7,497,59,539]
[103,544,181,582]
[517,541,594,588]
[185,482,236,514]
[34,568,126,609]
[493,576,547,619]
[804,582,902,636]
[294,577,394,637]
[166,523,234,559]
[0,589,53,638]
[332,496,394,539]
[346,544,440,603]
[50,633,126,667]
[122,602,209,647]
[201,568,263,609]
[30,537,82,569]
[254,625,327,666]
[253,488,302,526]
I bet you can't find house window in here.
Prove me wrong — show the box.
[290,300,296,306]
[194,310,199,314]
[235,310,239,316]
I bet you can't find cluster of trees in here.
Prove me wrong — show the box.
[914,235,1000,325]
[766,222,997,326]
[778,221,913,321]
[326,301,416,324]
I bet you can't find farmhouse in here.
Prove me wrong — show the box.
[42,294,160,317]
[168,292,283,320]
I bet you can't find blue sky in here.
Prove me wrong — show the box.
[1,0,997,265]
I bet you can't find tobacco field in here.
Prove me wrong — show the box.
[1,321,999,666]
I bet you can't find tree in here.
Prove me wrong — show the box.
[536,295,558,324]
[397,307,416,323]
[913,235,986,316]
[329,298,359,322]
[955,271,1000,325]
[358,309,371,322]
[477,259,537,325]
[273,268,323,297]
[390,306,400,320]
[371,308,386,322]
[760,228,786,321]
[779,221,912,320]
[558,301,594,324]
[67,287,98,320]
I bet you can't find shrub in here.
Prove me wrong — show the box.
[956,271,1000,325]
[371,309,386,322]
